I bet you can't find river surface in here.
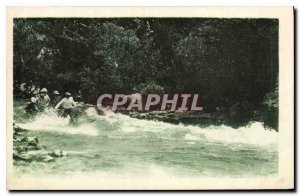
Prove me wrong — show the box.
[13,100,278,178]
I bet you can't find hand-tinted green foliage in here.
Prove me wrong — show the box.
[13,18,278,130]
[135,82,165,95]
[256,77,278,130]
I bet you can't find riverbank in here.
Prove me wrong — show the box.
[128,110,225,127]
[13,124,67,163]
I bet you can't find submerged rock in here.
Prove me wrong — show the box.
[13,124,27,133]
[13,122,64,163]
[49,150,67,157]
[42,155,55,162]
[129,110,225,125]
[27,136,39,146]
[13,151,28,161]
[14,145,29,153]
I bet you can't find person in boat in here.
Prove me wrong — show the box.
[51,90,62,107]
[55,92,77,123]
[25,80,35,97]
[75,94,83,103]
[38,88,51,111]
[74,91,84,106]
[25,91,39,113]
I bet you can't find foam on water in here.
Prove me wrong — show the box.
[19,111,98,136]
[185,122,277,145]
[94,111,278,146]
[19,107,278,145]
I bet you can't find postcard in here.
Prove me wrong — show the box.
[7,7,294,190]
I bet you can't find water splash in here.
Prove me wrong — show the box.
[18,107,278,145]
[19,110,98,136]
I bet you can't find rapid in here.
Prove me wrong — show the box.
[13,100,278,178]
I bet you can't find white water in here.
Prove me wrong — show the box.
[19,107,278,146]
[20,112,98,136]
[14,106,278,177]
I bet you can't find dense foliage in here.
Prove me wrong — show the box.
[13,18,278,130]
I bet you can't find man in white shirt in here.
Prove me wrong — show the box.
[55,92,77,123]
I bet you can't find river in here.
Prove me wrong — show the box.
[13,99,278,178]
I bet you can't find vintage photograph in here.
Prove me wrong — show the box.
[7,7,294,190]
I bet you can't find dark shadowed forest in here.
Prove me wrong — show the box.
[13,18,278,130]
